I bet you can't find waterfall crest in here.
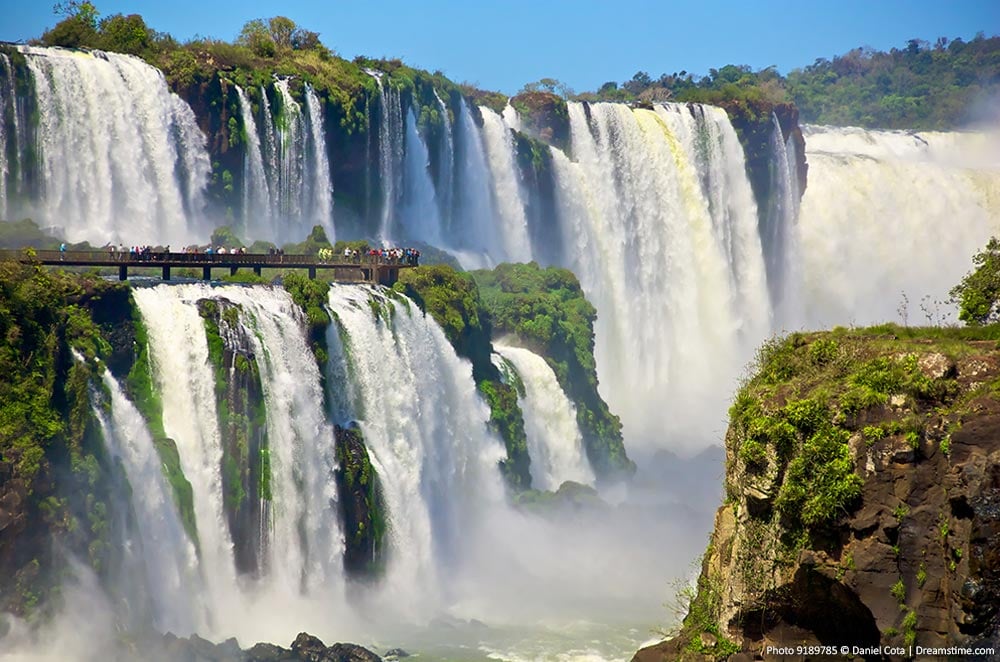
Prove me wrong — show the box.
[20,46,210,244]
[551,101,769,452]
[235,85,273,241]
[798,125,1000,328]
[399,109,442,244]
[479,106,533,263]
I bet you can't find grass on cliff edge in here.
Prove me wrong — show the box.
[728,322,1000,534]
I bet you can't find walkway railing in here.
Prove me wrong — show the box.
[0,249,419,284]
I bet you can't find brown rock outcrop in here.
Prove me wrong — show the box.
[637,331,1000,661]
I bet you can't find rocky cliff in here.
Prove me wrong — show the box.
[637,326,1000,661]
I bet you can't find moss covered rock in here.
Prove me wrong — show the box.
[198,297,270,576]
[472,263,634,482]
[0,261,133,616]
[334,424,386,578]
[643,325,1000,660]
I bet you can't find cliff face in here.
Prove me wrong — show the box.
[638,327,1000,661]
[0,263,135,618]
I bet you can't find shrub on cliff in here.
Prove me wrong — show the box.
[950,236,1000,326]
[0,259,128,613]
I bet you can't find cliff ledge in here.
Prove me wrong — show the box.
[637,326,1000,661]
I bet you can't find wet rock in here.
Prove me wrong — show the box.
[246,642,297,661]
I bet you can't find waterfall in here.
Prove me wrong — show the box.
[451,98,500,267]
[501,103,521,132]
[478,106,533,263]
[304,84,333,240]
[20,46,209,245]
[132,283,347,636]
[131,285,239,622]
[551,101,770,452]
[273,79,306,238]
[797,125,1000,328]
[0,53,11,218]
[93,367,203,635]
[653,103,768,326]
[369,72,403,242]
[259,85,280,229]
[399,108,442,244]
[325,285,507,612]
[494,345,594,490]
[433,90,454,229]
[236,85,273,241]
[758,113,801,323]
[237,79,334,243]
[208,286,343,596]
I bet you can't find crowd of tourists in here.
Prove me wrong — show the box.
[317,247,421,265]
[104,244,172,261]
[98,243,419,265]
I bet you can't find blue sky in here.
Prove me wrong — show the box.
[2,0,998,94]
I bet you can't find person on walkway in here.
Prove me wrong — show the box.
[59,242,66,260]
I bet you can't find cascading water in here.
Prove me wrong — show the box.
[209,286,343,597]
[19,46,210,245]
[451,98,500,267]
[551,101,770,453]
[653,103,768,326]
[501,103,521,132]
[0,53,11,218]
[478,106,533,263]
[759,113,802,323]
[273,79,306,236]
[433,90,454,229]
[303,84,334,240]
[131,283,350,640]
[369,72,404,242]
[494,344,594,490]
[325,285,507,612]
[797,125,1000,328]
[399,108,442,244]
[131,286,239,624]
[235,85,274,241]
[93,366,203,636]
[238,79,334,243]
[259,85,280,226]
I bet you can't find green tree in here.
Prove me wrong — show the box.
[268,16,296,50]
[519,77,574,98]
[97,13,152,55]
[623,70,652,95]
[53,0,99,26]
[42,1,100,48]
[950,237,1000,325]
[291,28,320,51]
[236,18,276,58]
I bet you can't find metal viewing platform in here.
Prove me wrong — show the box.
[0,249,417,285]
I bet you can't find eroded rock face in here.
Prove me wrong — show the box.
[636,333,1000,661]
